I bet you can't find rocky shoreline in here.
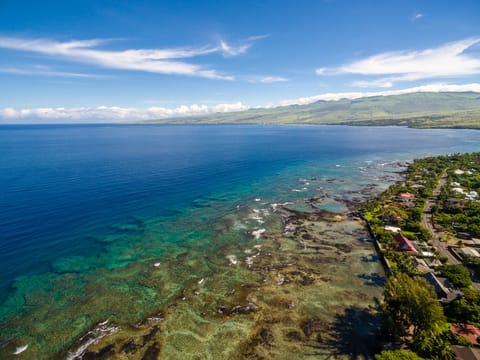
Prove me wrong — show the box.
[1,160,409,360]
[63,185,396,359]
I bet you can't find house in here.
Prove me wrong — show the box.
[451,346,480,360]
[398,192,415,199]
[450,324,480,346]
[384,225,401,233]
[415,257,430,273]
[460,247,480,258]
[445,198,464,208]
[394,233,418,254]
[424,273,463,302]
[466,191,478,200]
[397,192,415,204]
[425,257,443,268]
[424,272,450,299]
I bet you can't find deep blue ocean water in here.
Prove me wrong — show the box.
[1,124,479,294]
[1,124,480,357]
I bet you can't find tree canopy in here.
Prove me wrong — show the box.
[380,273,447,338]
[375,349,424,360]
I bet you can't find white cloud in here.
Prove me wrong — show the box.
[247,75,289,83]
[247,34,270,42]
[4,83,480,123]
[211,102,247,112]
[0,36,264,80]
[275,83,480,106]
[0,65,101,78]
[0,102,248,122]
[219,40,251,57]
[218,35,267,57]
[260,76,288,83]
[412,13,424,21]
[316,38,480,87]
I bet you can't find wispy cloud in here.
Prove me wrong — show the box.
[0,102,248,122]
[259,76,288,83]
[0,64,102,78]
[247,34,270,42]
[316,38,480,88]
[247,75,289,83]
[218,35,268,57]
[0,36,263,80]
[219,40,252,57]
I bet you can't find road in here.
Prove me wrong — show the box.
[420,173,480,290]
[421,173,461,265]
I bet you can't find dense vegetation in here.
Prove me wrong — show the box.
[434,153,480,237]
[363,152,480,358]
[143,92,480,129]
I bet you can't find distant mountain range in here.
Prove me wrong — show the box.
[142,92,480,128]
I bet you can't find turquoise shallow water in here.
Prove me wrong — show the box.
[0,124,480,358]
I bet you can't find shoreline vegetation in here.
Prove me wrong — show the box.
[139,92,480,130]
[362,152,480,359]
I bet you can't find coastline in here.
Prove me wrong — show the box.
[11,122,480,359]
[55,165,407,360]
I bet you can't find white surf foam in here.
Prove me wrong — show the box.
[251,229,266,240]
[13,345,28,355]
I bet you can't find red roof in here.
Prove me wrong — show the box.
[451,324,480,345]
[394,233,418,254]
[398,192,415,199]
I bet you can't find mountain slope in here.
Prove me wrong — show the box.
[142,92,480,128]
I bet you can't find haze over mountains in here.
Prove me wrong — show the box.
[142,91,480,129]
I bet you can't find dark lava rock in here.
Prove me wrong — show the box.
[301,318,328,338]
[141,342,160,360]
[285,331,303,341]
[142,325,159,345]
[230,305,255,315]
[259,328,273,345]
[82,344,115,360]
[121,339,137,354]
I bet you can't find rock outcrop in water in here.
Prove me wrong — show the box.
[64,196,385,360]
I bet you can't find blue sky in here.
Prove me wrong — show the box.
[1,0,480,122]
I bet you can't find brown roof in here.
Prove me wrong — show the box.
[451,324,480,345]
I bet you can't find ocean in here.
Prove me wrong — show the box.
[1,124,479,359]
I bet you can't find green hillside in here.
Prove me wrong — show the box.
[142,92,480,128]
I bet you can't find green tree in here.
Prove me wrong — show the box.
[440,264,472,288]
[385,251,418,276]
[375,349,423,360]
[410,330,456,360]
[380,273,447,338]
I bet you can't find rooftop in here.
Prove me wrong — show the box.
[451,324,480,346]
[394,233,418,254]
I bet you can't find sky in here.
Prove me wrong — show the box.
[1,0,480,123]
